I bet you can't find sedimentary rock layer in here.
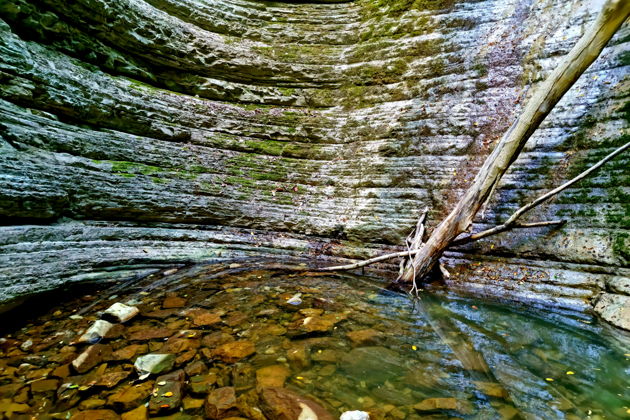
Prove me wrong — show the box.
[0,0,628,325]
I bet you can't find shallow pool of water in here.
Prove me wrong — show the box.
[0,263,628,419]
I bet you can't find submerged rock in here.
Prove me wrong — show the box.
[189,373,218,394]
[163,296,187,309]
[346,329,382,347]
[286,342,310,370]
[149,369,185,415]
[255,365,290,388]
[134,354,175,379]
[289,313,347,336]
[112,344,148,361]
[30,378,59,393]
[259,387,334,420]
[78,320,115,344]
[19,340,33,352]
[0,399,30,416]
[413,397,473,415]
[192,311,222,327]
[70,409,120,420]
[78,398,106,410]
[95,370,131,388]
[107,381,154,411]
[286,293,303,306]
[473,381,510,399]
[103,303,140,323]
[339,347,406,383]
[212,340,256,363]
[72,344,112,374]
[121,405,148,420]
[128,327,174,341]
[205,386,239,419]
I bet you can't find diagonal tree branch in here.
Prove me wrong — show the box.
[452,140,629,245]
[315,140,629,273]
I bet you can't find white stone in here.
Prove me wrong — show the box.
[287,293,302,305]
[20,340,33,352]
[102,302,139,323]
[78,320,114,343]
[340,411,370,420]
[134,353,175,380]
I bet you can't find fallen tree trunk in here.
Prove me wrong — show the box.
[397,0,630,284]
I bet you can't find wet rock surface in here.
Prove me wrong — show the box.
[0,265,628,419]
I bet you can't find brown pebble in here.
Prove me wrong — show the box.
[211,340,256,363]
[30,378,59,393]
[121,405,148,420]
[205,387,239,419]
[162,296,186,309]
[184,361,207,377]
[70,409,120,420]
[71,344,112,374]
[51,364,71,379]
[107,381,154,411]
[256,365,290,388]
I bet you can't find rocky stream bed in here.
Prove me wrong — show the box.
[0,263,628,420]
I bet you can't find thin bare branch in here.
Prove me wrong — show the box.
[504,141,630,226]
[314,249,423,272]
[452,220,566,245]
[453,141,629,245]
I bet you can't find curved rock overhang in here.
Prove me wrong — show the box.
[0,0,628,326]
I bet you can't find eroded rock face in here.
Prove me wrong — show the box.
[0,0,627,325]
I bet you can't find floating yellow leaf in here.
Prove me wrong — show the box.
[545,378,554,382]
[566,371,575,375]
[162,391,173,397]
[412,345,417,351]
[296,376,304,380]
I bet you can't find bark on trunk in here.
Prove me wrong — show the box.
[399,0,630,283]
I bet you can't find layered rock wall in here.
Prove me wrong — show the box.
[0,0,628,325]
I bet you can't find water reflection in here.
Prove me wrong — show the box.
[0,264,628,419]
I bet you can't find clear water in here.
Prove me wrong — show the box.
[1,263,629,419]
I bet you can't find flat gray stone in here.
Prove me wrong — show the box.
[594,294,630,331]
